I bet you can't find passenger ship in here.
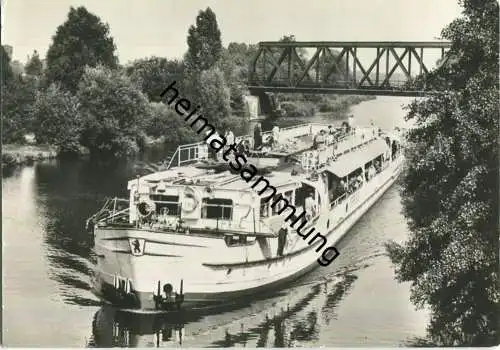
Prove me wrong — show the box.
[87,123,403,312]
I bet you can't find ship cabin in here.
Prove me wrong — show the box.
[91,123,401,245]
[321,137,392,208]
[124,166,321,244]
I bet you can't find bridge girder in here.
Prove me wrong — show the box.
[248,41,452,97]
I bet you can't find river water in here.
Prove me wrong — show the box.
[2,97,428,347]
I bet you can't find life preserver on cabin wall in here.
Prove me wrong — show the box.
[181,186,200,213]
[137,198,156,217]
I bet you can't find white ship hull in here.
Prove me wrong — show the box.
[91,157,402,312]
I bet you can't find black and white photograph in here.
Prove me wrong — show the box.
[1,0,498,347]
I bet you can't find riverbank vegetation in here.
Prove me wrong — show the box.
[2,6,371,164]
[386,0,498,346]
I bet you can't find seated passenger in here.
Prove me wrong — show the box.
[356,174,363,187]
[272,126,280,149]
[339,179,347,195]
[341,121,350,135]
[305,193,317,219]
[236,141,245,155]
[368,164,376,179]
[243,140,251,154]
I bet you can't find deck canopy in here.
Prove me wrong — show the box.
[325,139,389,178]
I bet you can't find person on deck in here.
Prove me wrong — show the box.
[339,179,348,198]
[348,114,355,134]
[356,173,364,188]
[272,126,280,149]
[205,129,220,160]
[325,127,333,146]
[277,223,288,257]
[327,125,336,144]
[313,129,326,149]
[225,129,235,146]
[236,140,246,155]
[368,164,376,180]
[243,140,251,153]
[253,123,263,150]
[305,193,317,220]
[326,126,337,161]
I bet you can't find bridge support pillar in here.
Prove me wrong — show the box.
[244,94,275,132]
[249,115,267,133]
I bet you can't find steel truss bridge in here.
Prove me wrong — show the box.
[248,41,452,97]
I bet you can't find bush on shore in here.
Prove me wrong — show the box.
[1,6,370,161]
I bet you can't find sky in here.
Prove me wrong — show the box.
[2,0,463,65]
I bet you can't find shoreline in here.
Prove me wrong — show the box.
[2,98,375,171]
[1,144,89,169]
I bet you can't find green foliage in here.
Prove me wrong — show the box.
[1,45,13,85]
[217,47,250,118]
[386,0,499,346]
[184,7,222,75]
[3,6,372,160]
[31,84,82,153]
[1,77,39,143]
[45,6,118,93]
[147,102,198,146]
[125,57,183,102]
[197,67,247,135]
[197,68,230,126]
[280,101,316,118]
[184,7,223,103]
[25,50,43,76]
[224,43,258,81]
[77,66,150,157]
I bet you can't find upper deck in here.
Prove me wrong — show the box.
[130,122,382,189]
[89,123,399,240]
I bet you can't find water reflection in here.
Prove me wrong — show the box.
[3,98,428,347]
[88,273,357,348]
[25,159,137,308]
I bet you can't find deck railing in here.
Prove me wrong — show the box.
[86,197,130,230]
[164,123,318,170]
[87,196,276,235]
[166,141,207,169]
[163,123,377,171]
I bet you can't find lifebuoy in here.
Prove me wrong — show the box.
[181,186,200,213]
[137,199,156,217]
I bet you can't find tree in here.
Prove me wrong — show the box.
[125,57,184,102]
[1,77,39,143]
[184,7,222,74]
[25,50,43,76]
[197,67,247,135]
[77,66,150,157]
[184,7,223,100]
[147,102,198,146]
[31,84,82,153]
[1,45,13,86]
[386,0,498,346]
[45,6,118,93]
